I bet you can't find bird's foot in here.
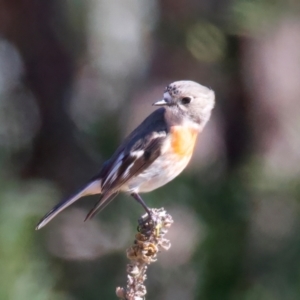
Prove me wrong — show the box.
[137,209,161,236]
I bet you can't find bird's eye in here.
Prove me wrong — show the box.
[181,97,192,105]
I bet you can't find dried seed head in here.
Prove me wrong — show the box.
[117,208,173,300]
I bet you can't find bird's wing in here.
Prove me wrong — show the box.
[94,107,168,193]
[84,132,167,220]
[102,132,166,192]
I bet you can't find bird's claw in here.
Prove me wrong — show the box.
[137,210,157,236]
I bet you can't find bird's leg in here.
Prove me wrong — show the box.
[131,192,155,234]
[130,192,151,216]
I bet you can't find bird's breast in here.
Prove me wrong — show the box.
[169,125,199,158]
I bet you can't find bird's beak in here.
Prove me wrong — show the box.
[153,99,168,106]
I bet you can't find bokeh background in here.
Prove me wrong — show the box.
[1,0,300,299]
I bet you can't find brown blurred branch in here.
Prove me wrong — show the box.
[0,0,94,189]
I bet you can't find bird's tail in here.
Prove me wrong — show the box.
[35,179,102,230]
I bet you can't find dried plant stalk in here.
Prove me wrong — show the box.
[116,208,173,300]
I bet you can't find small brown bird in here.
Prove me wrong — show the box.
[36,80,215,230]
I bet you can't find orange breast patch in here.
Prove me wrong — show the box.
[170,126,199,157]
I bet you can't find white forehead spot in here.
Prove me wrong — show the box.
[163,92,172,101]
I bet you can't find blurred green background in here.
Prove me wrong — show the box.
[1,0,300,299]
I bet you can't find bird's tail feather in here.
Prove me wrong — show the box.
[35,179,102,230]
[84,192,118,222]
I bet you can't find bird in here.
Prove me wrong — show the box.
[36,80,215,230]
